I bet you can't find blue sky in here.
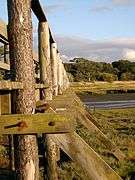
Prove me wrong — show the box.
[1,0,135,62]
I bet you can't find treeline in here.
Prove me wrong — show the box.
[64,58,135,82]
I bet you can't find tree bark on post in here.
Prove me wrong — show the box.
[7,0,39,179]
[38,21,58,180]
[51,43,58,96]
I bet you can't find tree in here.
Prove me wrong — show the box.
[99,73,118,82]
[120,72,135,81]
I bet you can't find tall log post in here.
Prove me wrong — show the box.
[38,21,52,100]
[7,1,39,179]
[62,64,69,91]
[61,63,66,91]
[51,43,58,96]
[38,22,58,180]
[57,53,63,95]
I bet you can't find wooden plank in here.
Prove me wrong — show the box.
[35,83,49,89]
[0,81,23,90]
[0,113,73,134]
[31,0,47,22]
[50,133,122,180]
[31,0,55,44]
[46,93,125,161]
[0,62,10,70]
[77,108,126,161]
[71,94,126,161]
[0,81,49,90]
[0,92,11,115]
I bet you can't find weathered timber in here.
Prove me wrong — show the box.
[51,133,122,180]
[46,91,126,161]
[38,18,59,179]
[31,0,55,44]
[0,20,8,41]
[0,81,48,90]
[77,108,126,161]
[51,43,58,96]
[57,53,63,95]
[0,62,10,70]
[38,21,52,100]
[31,0,47,22]
[69,93,126,161]
[0,92,11,115]
[35,83,49,89]
[7,0,39,179]
[0,81,23,90]
[0,113,72,134]
[46,134,59,180]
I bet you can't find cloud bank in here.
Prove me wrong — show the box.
[90,0,135,13]
[55,35,135,62]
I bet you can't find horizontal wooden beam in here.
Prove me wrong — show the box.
[35,83,49,89]
[31,0,55,43]
[31,0,47,22]
[0,81,23,90]
[0,113,73,134]
[51,133,122,180]
[0,37,8,44]
[0,62,10,70]
[0,81,49,90]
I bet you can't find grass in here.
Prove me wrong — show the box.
[71,81,135,93]
[0,90,135,179]
[76,107,135,179]
[77,91,135,102]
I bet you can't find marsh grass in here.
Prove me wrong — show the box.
[79,108,135,179]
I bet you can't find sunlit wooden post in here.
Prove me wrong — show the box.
[7,0,39,179]
[57,53,63,95]
[38,21,59,180]
[38,21,52,100]
[61,63,67,91]
[51,43,58,96]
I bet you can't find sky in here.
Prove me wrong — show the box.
[1,0,135,62]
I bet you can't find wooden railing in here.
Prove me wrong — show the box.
[0,1,123,180]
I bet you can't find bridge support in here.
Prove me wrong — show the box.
[38,22,59,179]
[57,53,63,95]
[51,43,58,96]
[38,21,52,100]
[7,0,39,179]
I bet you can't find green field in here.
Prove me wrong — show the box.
[76,107,135,179]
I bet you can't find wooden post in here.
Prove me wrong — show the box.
[0,95,1,115]
[46,136,59,180]
[57,53,63,95]
[7,0,39,179]
[4,44,8,63]
[61,63,66,91]
[51,43,58,96]
[38,22,59,179]
[38,21,52,101]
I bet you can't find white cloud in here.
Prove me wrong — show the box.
[123,49,135,60]
[90,0,135,13]
[90,6,112,12]
[55,35,135,62]
[112,0,134,6]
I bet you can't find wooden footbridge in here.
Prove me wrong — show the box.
[0,0,126,179]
